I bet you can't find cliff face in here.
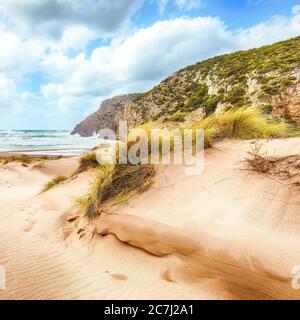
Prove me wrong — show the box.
[71,94,141,136]
[123,36,300,127]
[73,36,300,135]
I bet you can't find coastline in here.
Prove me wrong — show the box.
[0,129,101,157]
[0,148,92,158]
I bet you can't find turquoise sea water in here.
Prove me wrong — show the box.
[0,130,102,156]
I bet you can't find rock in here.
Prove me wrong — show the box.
[71,93,142,137]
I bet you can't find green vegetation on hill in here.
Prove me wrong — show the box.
[128,36,300,124]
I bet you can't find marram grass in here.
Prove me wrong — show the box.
[77,151,98,173]
[77,107,297,219]
[41,175,68,193]
[0,155,31,165]
[190,107,297,146]
[77,164,155,219]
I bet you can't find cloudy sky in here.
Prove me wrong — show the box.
[0,0,299,130]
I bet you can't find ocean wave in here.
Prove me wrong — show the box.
[0,130,102,155]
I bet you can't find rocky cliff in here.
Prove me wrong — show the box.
[73,36,300,135]
[71,93,141,136]
[123,36,300,127]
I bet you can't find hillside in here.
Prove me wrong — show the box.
[73,36,300,135]
[71,94,141,136]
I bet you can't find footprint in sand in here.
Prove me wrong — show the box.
[161,265,176,283]
[111,273,128,281]
[23,217,36,232]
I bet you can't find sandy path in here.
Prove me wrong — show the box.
[0,138,300,299]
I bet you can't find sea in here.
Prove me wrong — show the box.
[0,130,103,156]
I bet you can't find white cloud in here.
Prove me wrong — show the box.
[175,0,204,11]
[158,0,203,13]
[233,7,300,48]
[292,5,300,15]
[58,26,97,51]
[40,9,300,106]
[0,2,300,129]
[0,0,142,43]
[0,30,44,78]
[0,74,17,108]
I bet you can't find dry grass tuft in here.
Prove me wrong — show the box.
[0,154,63,166]
[77,151,99,173]
[191,107,296,147]
[0,155,32,165]
[78,164,155,219]
[41,175,68,193]
[245,142,300,185]
[245,143,274,174]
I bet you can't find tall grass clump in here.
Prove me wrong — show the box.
[191,107,295,145]
[216,107,293,139]
[77,151,99,173]
[41,175,68,193]
[78,164,155,219]
[0,154,32,165]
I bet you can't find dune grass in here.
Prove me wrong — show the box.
[0,155,32,165]
[126,107,295,150]
[77,107,297,219]
[77,164,155,219]
[76,151,99,174]
[0,154,63,166]
[41,175,68,193]
[190,107,296,147]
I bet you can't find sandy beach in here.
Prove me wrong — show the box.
[0,138,300,300]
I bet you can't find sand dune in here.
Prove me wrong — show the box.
[1,138,300,299]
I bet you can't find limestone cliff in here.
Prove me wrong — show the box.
[71,94,141,136]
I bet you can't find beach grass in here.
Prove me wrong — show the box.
[190,107,296,145]
[125,107,295,151]
[0,155,32,165]
[77,107,297,219]
[0,154,64,166]
[76,151,99,173]
[41,175,68,193]
[77,164,155,219]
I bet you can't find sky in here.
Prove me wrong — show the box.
[0,0,299,130]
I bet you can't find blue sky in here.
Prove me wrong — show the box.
[0,0,299,130]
